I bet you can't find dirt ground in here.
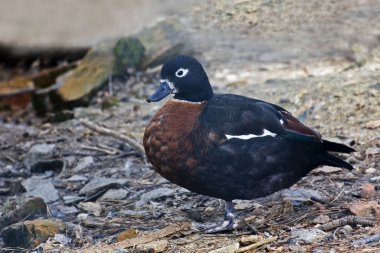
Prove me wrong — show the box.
[0,0,380,252]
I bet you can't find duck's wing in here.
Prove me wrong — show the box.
[200,94,322,142]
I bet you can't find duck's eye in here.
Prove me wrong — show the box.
[175,68,189,78]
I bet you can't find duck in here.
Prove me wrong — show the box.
[143,55,355,233]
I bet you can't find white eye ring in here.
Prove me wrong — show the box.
[175,68,189,78]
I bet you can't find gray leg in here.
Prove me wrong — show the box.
[192,200,238,233]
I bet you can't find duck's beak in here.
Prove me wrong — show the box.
[146,80,175,103]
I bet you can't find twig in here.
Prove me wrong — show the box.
[330,187,345,203]
[236,236,278,253]
[319,216,375,231]
[80,144,118,155]
[79,118,145,155]
[352,232,380,246]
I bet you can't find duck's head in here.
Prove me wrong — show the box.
[147,55,213,103]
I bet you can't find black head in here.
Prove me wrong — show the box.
[147,55,213,103]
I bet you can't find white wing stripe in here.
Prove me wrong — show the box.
[225,129,277,140]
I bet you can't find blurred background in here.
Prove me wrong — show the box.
[0,0,198,47]
[1,0,379,64]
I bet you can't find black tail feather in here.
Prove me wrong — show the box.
[319,153,354,170]
[323,140,355,153]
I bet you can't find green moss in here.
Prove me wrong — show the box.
[114,36,145,75]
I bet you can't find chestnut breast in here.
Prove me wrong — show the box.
[143,99,207,183]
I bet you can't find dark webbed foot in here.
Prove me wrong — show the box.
[192,201,238,233]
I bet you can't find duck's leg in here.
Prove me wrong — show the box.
[193,200,238,233]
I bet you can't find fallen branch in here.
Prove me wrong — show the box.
[236,236,278,253]
[79,118,145,155]
[352,232,380,246]
[319,216,375,231]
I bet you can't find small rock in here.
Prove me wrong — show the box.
[22,177,60,203]
[335,225,353,238]
[282,188,325,203]
[59,206,78,215]
[208,242,240,253]
[235,200,261,210]
[78,202,102,216]
[0,197,47,230]
[66,175,89,182]
[24,144,56,170]
[370,176,380,183]
[54,234,72,245]
[113,249,128,253]
[2,219,66,249]
[79,177,128,197]
[365,120,380,129]
[72,156,94,172]
[365,168,377,174]
[361,183,376,198]
[134,240,168,253]
[82,217,105,228]
[348,200,380,218]
[98,188,128,201]
[63,195,85,205]
[288,244,306,253]
[313,214,330,224]
[116,228,139,242]
[291,228,328,243]
[204,207,215,213]
[313,166,342,174]
[77,213,89,220]
[136,187,176,207]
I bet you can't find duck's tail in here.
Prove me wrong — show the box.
[318,139,355,170]
[318,153,354,170]
[322,139,355,153]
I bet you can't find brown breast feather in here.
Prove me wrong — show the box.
[143,99,207,184]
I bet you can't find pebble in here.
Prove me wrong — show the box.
[291,228,328,243]
[234,200,261,210]
[79,177,128,197]
[79,202,102,216]
[77,213,89,220]
[22,177,60,203]
[72,156,94,172]
[313,166,342,174]
[365,167,376,174]
[282,188,325,203]
[135,187,176,207]
[98,188,128,201]
[54,234,72,245]
[66,175,89,182]
[59,206,79,215]
[313,214,330,224]
[361,183,376,198]
[370,176,380,183]
[135,240,169,253]
[348,200,380,217]
[63,195,85,205]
